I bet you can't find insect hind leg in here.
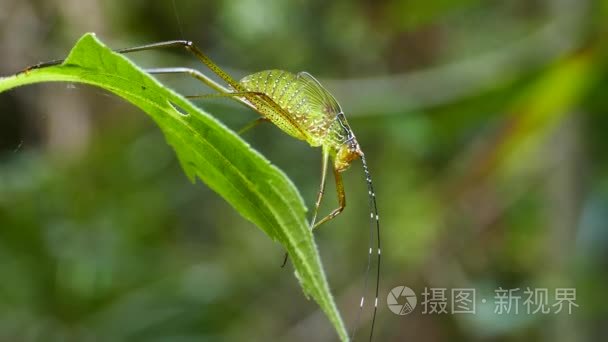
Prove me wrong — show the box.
[23,40,243,91]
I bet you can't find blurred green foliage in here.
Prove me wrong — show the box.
[0,34,348,340]
[1,0,608,341]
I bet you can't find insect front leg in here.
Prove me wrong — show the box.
[310,147,330,227]
[312,165,346,230]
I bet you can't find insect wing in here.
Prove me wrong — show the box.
[295,72,342,118]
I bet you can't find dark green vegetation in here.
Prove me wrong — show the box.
[1,1,608,341]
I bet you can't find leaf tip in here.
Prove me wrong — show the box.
[63,32,108,67]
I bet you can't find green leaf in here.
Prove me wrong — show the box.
[0,33,348,341]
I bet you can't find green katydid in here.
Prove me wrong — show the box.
[25,40,381,341]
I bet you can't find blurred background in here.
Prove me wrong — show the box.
[1,0,607,341]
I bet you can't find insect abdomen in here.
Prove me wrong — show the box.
[240,70,325,145]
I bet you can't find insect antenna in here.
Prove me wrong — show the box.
[171,0,185,39]
[351,154,381,341]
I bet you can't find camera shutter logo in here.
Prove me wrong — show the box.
[388,286,417,315]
